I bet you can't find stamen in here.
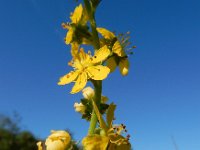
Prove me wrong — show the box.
[61,23,70,29]
[68,61,73,66]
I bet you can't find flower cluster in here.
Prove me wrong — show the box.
[37,0,134,149]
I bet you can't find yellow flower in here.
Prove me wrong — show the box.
[62,4,90,45]
[97,27,131,76]
[45,130,71,150]
[37,130,71,150]
[82,135,110,150]
[82,133,131,150]
[58,46,110,94]
[74,102,86,114]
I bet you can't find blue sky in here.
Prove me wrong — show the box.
[0,0,200,149]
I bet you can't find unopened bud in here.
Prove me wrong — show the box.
[74,102,86,114]
[82,86,95,99]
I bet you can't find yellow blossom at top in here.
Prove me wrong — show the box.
[58,46,110,94]
[62,4,90,45]
[97,27,130,76]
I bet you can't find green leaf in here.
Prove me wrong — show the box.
[106,103,116,128]
[92,100,108,132]
[100,103,109,114]
[80,98,89,105]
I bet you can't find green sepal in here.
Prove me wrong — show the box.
[106,103,116,128]
[90,0,101,10]
[92,100,108,132]
[99,103,109,114]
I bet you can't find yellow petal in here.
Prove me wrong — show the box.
[71,72,87,94]
[79,48,87,61]
[71,42,79,59]
[112,41,126,57]
[58,71,78,85]
[82,135,109,150]
[37,141,43,150]
[80,7,89,25]
[97,27,115,39]
[106,57,117,73]
[119,59,129,76]
[87,65,110,80]
[65,28,74,44]
[45,130,71,150]
[91,46,110,64]
[70,4,83,24]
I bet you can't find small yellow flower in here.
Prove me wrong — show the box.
[97,27,131,76]
[82,135,110,150]
[37,130,71,150]
[63,4,90,45]
[74,102,86,114]
[45,130,71,150]
[58,46,110,94]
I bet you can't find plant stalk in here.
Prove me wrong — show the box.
[84,0,102,135]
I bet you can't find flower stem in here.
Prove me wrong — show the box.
[83,0,102,135]
[88,80,102,135]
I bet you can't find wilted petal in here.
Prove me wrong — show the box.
[119,59,129,76]
[112,41,126,57]
[106,57,117,73]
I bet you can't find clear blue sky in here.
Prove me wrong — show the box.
[0,0,200,149]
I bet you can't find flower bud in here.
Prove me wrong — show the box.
[37,141,43,150]
[82,86,95,99]
[45,130,71,150]
[74,102,86,114]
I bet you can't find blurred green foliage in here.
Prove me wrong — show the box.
[0,113,38,150]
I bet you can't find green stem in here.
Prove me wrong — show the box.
[88,80,102,135]
[90,18,100,50]
[83,0,102,135]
